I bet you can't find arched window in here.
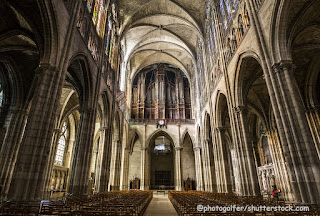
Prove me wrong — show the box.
[92,0,102,25]
[225,0,232,17]
[0,77,3,106]
[87,0,108,38]
[55,121,69,166]
[96,1,108,37]
[220,0,227,29]
[205,2,218,68]
[87,0,93,12]
[212,23,218,50]
[232,0,239,8]
[220,0,233,29]
[105,3,118,70]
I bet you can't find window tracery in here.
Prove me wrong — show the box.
[55,121,69,166]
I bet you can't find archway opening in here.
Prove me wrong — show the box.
[216,93,239,193]
[149,134,175,190]
[181,133,196,190]
[204,113,215,192]
[50,80,80,198]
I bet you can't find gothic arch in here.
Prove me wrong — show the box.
[305,54,320,108]
[215,91,229,128]
[270,0,291,63]
[99,91,112,128]
[112,111,121,143]
[233,51,263,107]
[181,130,195,148]
[128,131,141,154]
[270,0,320,63]
[0,57,23,109]
[67,54,93,109]
[204,112,212,140]
[146,129,177,148]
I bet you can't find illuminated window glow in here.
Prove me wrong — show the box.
[55,121,68,166]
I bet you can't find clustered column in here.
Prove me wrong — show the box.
[175,146,182,191]
[0,108,28,199]
[267,62,320,203]
[68,108,97,195]
[193,147,204,190]
[232,106,260,196]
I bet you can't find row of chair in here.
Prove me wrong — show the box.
[0,190,153,215]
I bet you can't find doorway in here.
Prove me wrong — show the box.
[150,135,174,189]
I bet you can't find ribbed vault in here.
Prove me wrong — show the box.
[118,0,206,83]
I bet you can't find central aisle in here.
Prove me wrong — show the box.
[144,192,178,216]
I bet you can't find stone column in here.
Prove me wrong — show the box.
[208,137,220,192]
[43,128,62,197]
[206,139,215,192]
[61,171,66,191]
[94,127,111,192]
[68,108,96,195]
[233,106,260,196]
[175,74,180,119]
[193,147,204,190]
[108,140,120,191]
[216,127,232,193]
[56,171,61,190]
[0,108,28,199]
[120,147,129,190]
[305,107,320,160]
[267,130,294,201]
[7,64,65,201]
[202,138,211,191]
[270,62,320,203]
[140,147,148,190]
[175,147,182,191]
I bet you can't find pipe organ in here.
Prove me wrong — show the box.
[131,64,191,120]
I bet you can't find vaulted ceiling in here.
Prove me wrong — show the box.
[117,0,206,80]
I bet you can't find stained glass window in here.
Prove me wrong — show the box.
[86,0,93,12]
[225,0,231,16]
[232,0,239,8]
[105,15,112,55]
[92,0,101,25]
[220,0,227,29]
[206,2,211,18]
[104,3,118,69]
[55,121,68,166]
[212,24,218,50]
[108,27,115,64]
[0,78,3,106]
[97,6,107,37]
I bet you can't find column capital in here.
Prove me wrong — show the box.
[36,63,59,75]
[193,146,201,151]
[141,147,148,151]
[279,60,295,70]
[215,126,226,132]
[272,60,295,73]
[54,128,61,133]
[175,146,183,151]
[8,107,28,115]
[233,105,246,113]
[305,105,320,113]
[79,107,95,115]
[99,126,108,131]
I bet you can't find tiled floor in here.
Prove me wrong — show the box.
[144,192,178,216]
